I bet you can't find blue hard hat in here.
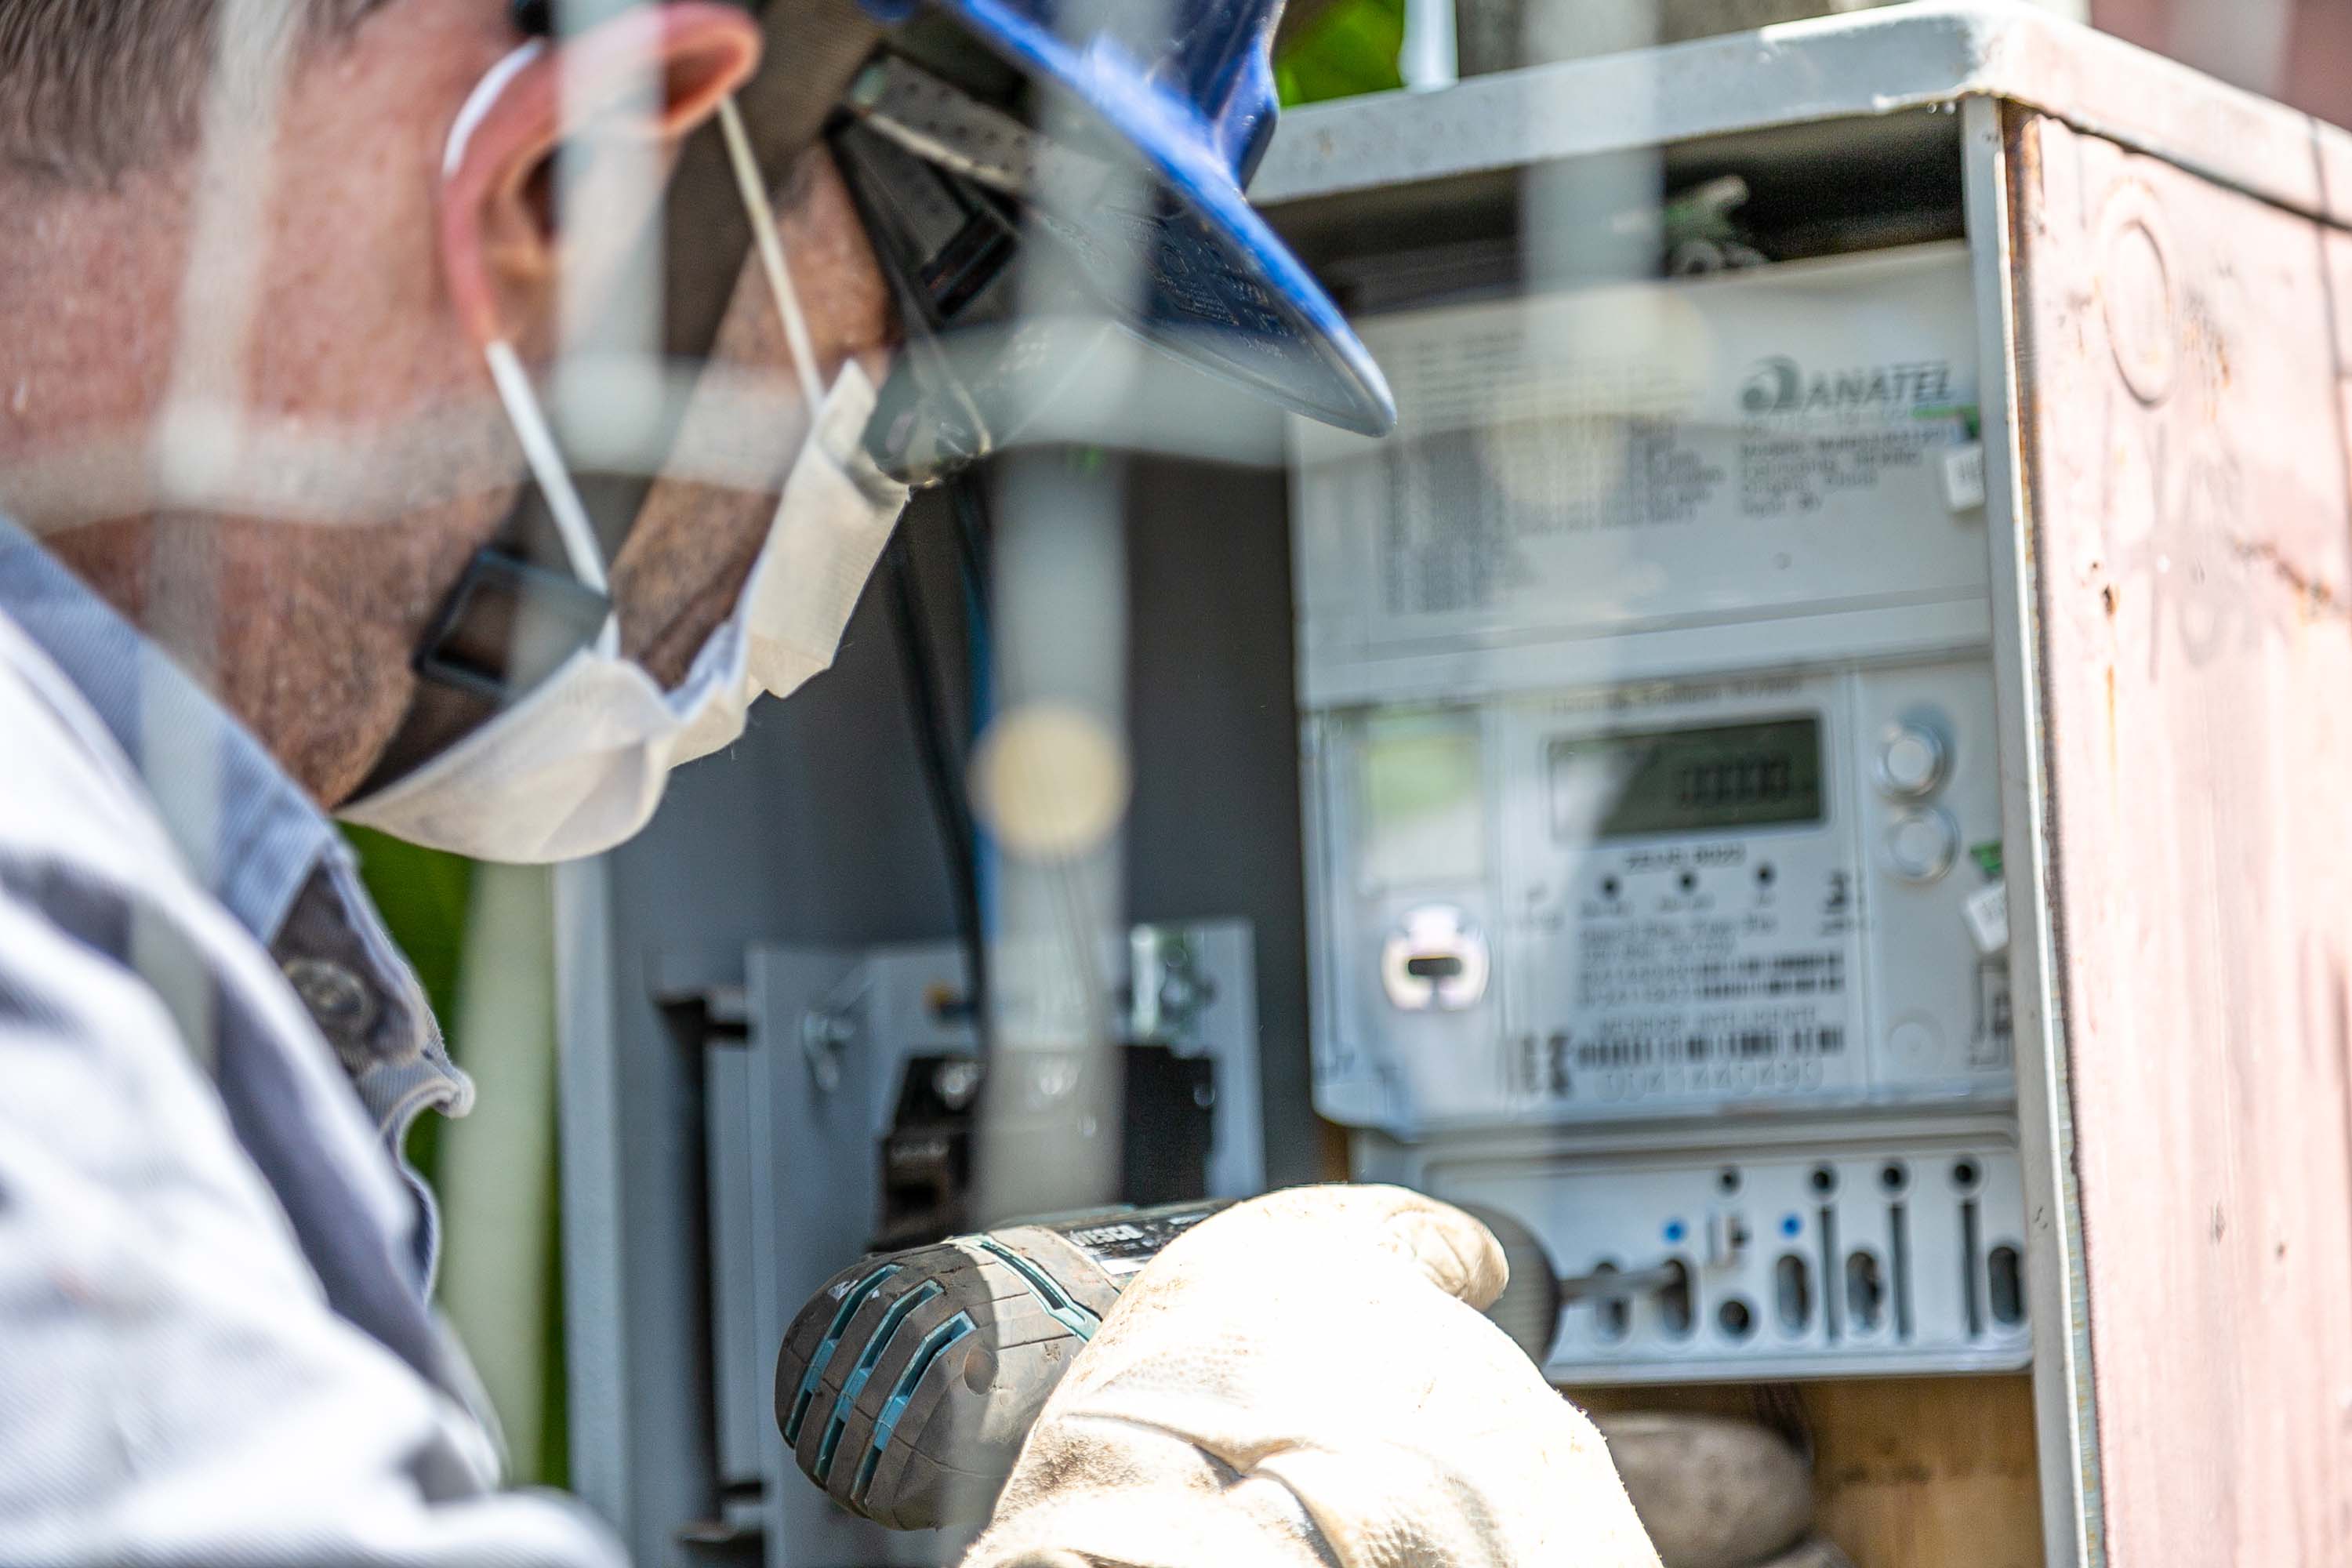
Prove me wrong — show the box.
[858,0,1396,437]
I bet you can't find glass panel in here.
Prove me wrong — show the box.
[1548,716,1824,842]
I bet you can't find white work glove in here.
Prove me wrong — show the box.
[962,1185,1664,1568]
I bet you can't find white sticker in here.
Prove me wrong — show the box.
[1944,441,1987,511]
[1962,880,2009,956]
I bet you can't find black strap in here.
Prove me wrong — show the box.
[355,548,608,796]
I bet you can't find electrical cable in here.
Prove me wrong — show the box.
[947,471,997,937]
[947,466,995,606]
[884,524,989,1047]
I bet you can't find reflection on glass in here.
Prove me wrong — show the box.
[1361,713,1484,885]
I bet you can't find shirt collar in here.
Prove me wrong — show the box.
[0,518,339,943]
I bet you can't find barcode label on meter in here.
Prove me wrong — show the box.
[1580,951,1846,1007]
[1519,1023,1848,1102]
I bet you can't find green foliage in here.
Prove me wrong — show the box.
[1275,0,1405,106]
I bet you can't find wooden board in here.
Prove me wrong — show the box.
[2007,111,2352,1565]
[1568,1377,2043,1568]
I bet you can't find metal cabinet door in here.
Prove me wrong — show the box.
[2007,107,2352,1567]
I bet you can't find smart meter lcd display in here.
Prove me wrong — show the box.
[1549,717,1824,841]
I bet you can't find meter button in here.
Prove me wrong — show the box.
[1884,808,1959,883]
[1381,905,1490,1011]
[1876,724,1947,799]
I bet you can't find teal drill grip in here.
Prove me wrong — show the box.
[774,1200,1230,1530]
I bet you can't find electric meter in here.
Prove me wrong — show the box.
[1292,244,2026,1379]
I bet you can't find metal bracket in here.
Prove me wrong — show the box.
[1127,925,1221,1045]
[797,967,873,1094]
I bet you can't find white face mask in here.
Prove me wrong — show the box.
[341,71,911,862]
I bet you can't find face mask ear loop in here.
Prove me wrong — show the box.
[717,95,827,415]
[445,36,619,658]
[484,344,620,658]
[481,339,615,630]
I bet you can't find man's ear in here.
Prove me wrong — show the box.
[438,3,762,353]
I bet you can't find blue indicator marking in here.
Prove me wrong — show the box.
[975,1236,1102,1341]
[815,1280,942,1483]
[1782,1214,1804,1237]
[1664,1220,1687,1244]
[853,1311,978,1504]
[786,1263,901,1444]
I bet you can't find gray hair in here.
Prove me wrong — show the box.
[0,0,383,183]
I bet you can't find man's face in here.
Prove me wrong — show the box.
[15,0,893,805]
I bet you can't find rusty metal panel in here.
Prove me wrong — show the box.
[2009,110,2352,1565]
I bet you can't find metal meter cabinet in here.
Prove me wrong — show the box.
[553,8,2352,1568]
[1249,7,2352,1566]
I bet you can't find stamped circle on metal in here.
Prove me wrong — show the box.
[2099,185,2178,407]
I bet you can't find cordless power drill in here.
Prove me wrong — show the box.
[774,1198,1566,1530]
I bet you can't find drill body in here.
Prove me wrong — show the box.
[775,1201,1228,1530]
